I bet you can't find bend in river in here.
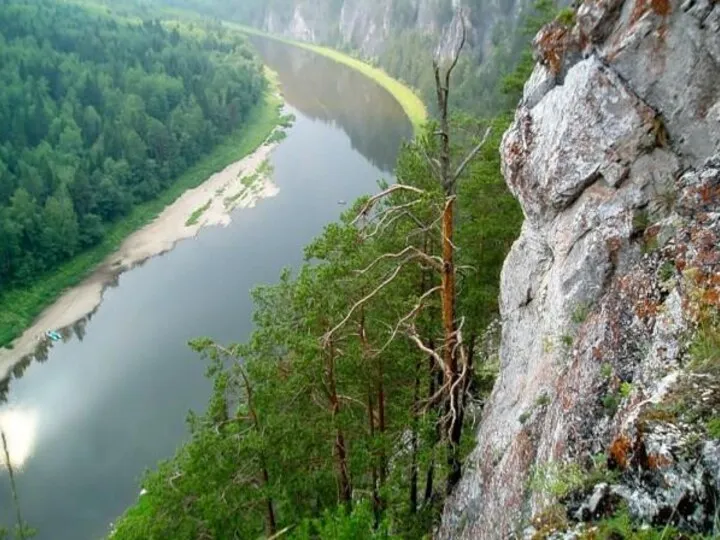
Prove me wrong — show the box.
[0,38,412,540]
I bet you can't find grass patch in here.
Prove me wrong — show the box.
[530,454,617,500]
[185,199,212,227]
[0,83,283,349]
[706,417,720,439]
[557,7,576,26]
[690,315,720,375]
[233,24,428,134]
[241,173,260,189]
[257,159,273,177]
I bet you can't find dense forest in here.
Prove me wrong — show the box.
[0,0,559,537]
[107,3,560,538]
[0,0,265,298]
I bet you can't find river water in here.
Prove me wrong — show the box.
[0,38,412,539]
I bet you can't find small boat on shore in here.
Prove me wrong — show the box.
[45,330,62,342]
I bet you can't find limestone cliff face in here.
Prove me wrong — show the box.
[256,0,531,60]
[440,0,720,537]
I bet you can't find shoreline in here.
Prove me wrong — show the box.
[235,25,428,134]
[0,100,286,382]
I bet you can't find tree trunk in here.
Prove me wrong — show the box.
[440,197,464,493]
[423,339,440,506]
[377,357,387,493]
[1,430,26,540]
[240,370,277,536]
[368,392,381,526]
[327,341,352,507]
[409,353,421,514]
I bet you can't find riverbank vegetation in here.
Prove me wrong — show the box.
[0,0,282,348]
[233,25,428,134]
[109,4,559,538]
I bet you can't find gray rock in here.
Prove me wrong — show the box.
[439,0,720,537]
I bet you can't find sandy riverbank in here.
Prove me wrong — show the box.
[0,140,281,381]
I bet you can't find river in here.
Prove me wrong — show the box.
[0,38,412,539]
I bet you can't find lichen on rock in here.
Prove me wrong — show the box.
[439,0,720,537]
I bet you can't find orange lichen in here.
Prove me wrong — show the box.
[609,434,633,469]
[630,0,672,24]
[635,298,659,320]
[647,452,673,469]
[651,0,672,17]
[536,23,570,76]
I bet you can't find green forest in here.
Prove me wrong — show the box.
[106,2,559,538]
[0,0,560,537]
[0,0,267,345]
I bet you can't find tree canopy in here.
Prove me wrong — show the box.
[0,0,265,294]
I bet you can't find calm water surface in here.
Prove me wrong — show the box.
[0,38,411,539]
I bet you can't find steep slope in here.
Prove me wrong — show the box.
[441,0,720,537]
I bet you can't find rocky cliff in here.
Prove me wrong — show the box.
[441,0,720,537]
[256,0,529,59]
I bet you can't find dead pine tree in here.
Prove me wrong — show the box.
[325,12,490,499]
[431,14,492,493]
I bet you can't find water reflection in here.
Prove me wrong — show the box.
[0,409,38,469]
[0,40,410,539]
[251,37,413,173]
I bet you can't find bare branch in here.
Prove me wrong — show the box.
[323,264,406,343]
[352,184,425,225]
[363,201,423,238]
[451,126,492,184]
[373,286,442,357]
[337,394,368,409]
[445,13,467,87]
[356,246,443,277]
[422,380,451,411]
[408,327,445,372]
[267,527,293,540]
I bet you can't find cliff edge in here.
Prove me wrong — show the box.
[441,0,720,537]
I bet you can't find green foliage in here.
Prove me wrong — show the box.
[633,209,651,235]
[659,260,676,281]
[706,417,720,439]
[690,315,720,375]
[0,87,282,348]
[572,302,591,325]
[620,381,634,398]
[290,502,398,540]
[185,199,212,226]
[557,7,576,26]
[267,128,288,144]
[586,505,687,539]
[530,454,616,500]
[280,113,297,128]
[0,0,273,347]
[603,393,621,416]
[600,363,613,379]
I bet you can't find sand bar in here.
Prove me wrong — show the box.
[0,139,282,381]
